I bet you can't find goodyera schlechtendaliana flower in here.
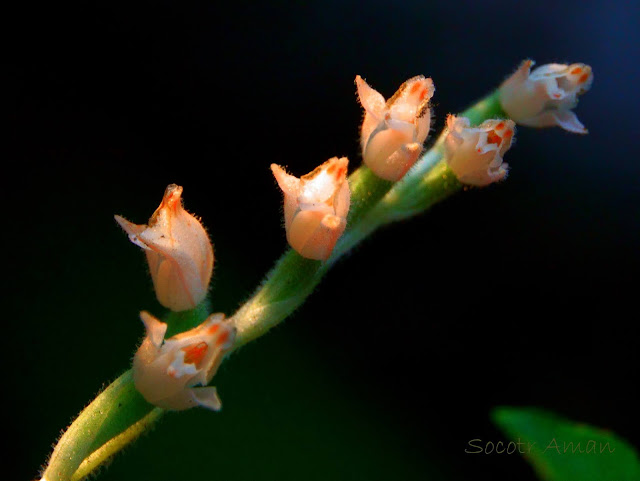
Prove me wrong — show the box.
[499,60,593,134]
[115,184,214,312]
[133,311,235,410]
[271,157,350,261]
[445,115,515,187]
[356,74,435,181]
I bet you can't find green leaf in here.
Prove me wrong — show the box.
[492,406,640,481]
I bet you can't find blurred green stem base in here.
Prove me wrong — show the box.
[40,92,505,481]
[42,371,157,481]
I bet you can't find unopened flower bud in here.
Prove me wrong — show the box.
[499,60,593,133]
[115,184,213,312]
[356,74,435,181]
[133,311,235,411]
[445,115,515,187]
[271,157,350,261]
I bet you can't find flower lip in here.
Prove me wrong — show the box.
[182,342,209,367]
[475,121,513,154]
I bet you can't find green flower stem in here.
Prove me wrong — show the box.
[348,90,508,236]
[232,167,394,347]
[460,90,506,126]
[346,166,395,226]
[41,90,506,481]
[41,371,152,481]
[335,143,460,254]
[70,408,163,481]
[232,146,456,346]
[233,91,506,344]
[40,307,207,481]
[164,298,212,337]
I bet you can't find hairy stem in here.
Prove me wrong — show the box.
[232,92,505,343]
[40,90,505,481]
[40,307,206,481]
[41,371,150,481]
[70,408,163,481]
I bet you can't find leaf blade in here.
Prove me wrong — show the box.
[492,406,640,481]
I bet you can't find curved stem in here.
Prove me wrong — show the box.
[70,408,164,481]
[41,371,151,481]
[232,92,505,344]
[40,307,204,481]
[39,90,506,481]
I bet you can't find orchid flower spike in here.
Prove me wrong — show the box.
[115,184,214,312]
[445,115,515,187]
[499,60,593,134]
[271,157,350,261]
[356,74,435,181]
[133,311,235,411]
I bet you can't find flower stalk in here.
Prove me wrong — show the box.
[234,93,507,342]
[40,84,559,481]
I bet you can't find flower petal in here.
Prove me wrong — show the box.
[189,386,222,411]
[355,75,386,120]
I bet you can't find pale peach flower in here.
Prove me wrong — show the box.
[499,60,593,133]
[115,184,213,311]
[133,311,235,411]
[271,157,350,261]
[445,115,515,187]
[356,74,435,181]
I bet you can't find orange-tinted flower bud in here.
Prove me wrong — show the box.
[445,115,515,187]
[115,184,213,311]
[271,157,350,261]
[356,75,434,180]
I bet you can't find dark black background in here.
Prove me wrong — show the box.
[6,1,639,480]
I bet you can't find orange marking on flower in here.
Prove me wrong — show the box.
[326,164,337,174]
[410,82,422,94]
[161,186,183,213]
[207,324,220,335]
[553,93,562,98]
[571,67,583,75]
[579,73,589,83]
[182,342,208,366]
[216,331,230,347]
[495,122,505,130]
[503,129,513,139]
[486,131,502,145]
[335,167,346,179]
